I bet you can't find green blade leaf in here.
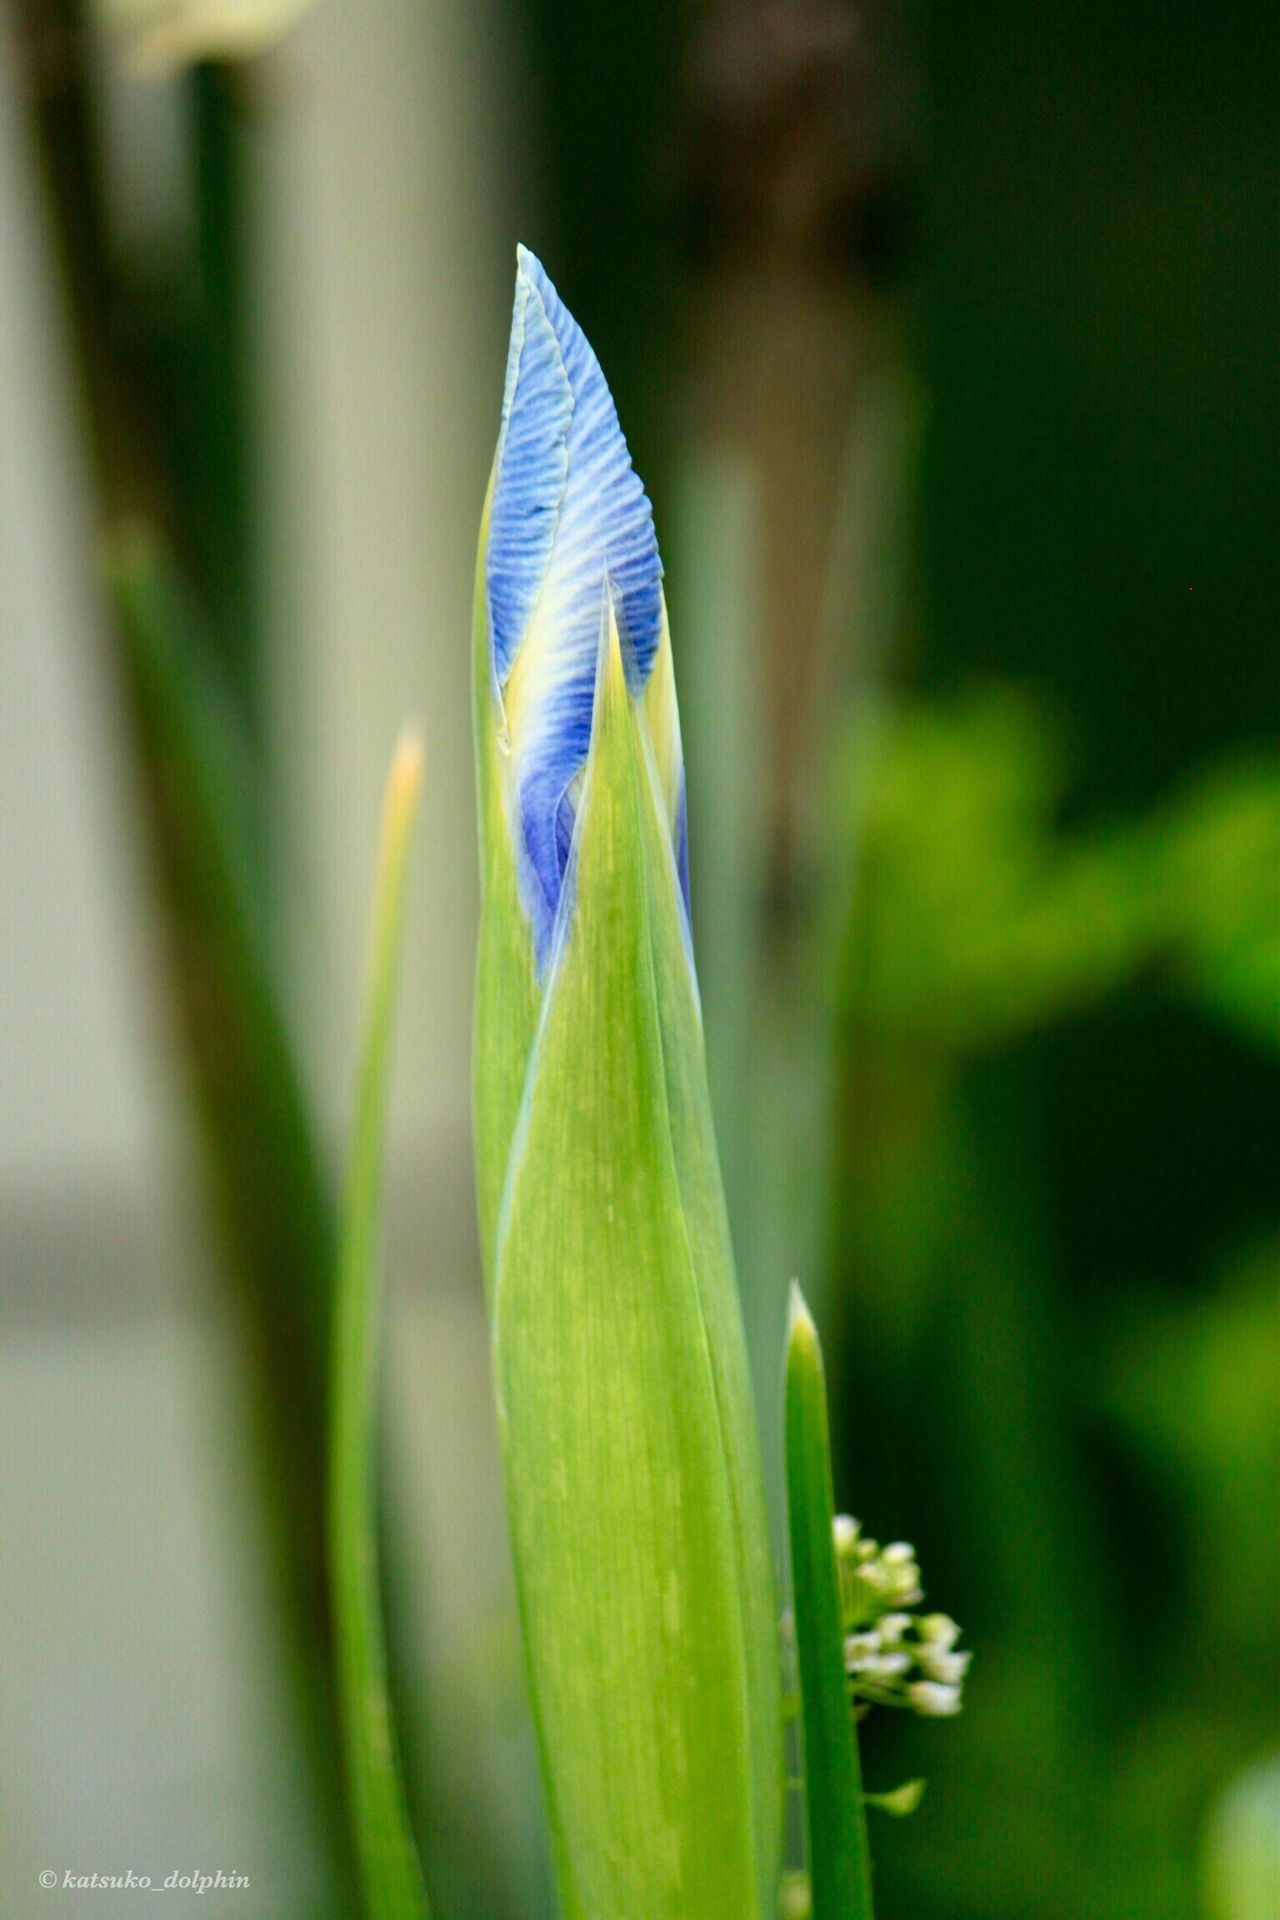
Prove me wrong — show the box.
[329,736,431,1920]
[785,1283,875,1920]
[492,614,764,1920]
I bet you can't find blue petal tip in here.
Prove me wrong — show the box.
[487,247,674,965]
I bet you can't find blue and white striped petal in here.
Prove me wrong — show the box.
[485,246,683,966]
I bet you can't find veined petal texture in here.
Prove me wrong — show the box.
[486,247,681,964]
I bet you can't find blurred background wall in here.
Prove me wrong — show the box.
[2,0,1277,1916]
[2,0,532,1911]
[0,9,333,1907]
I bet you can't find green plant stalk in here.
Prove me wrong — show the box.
[329,736,431,1920]
[107,528,335,1485]
[107,535,349,1848]
[191,60,262,740]
[786,1283,875,1920]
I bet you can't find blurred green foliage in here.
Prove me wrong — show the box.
[840,689,1279,1057]
[828,690,1278,1920]
[819,4,1278,1912]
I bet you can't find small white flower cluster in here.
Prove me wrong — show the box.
[834,1515,923,1615]
[834,1516,971,1720]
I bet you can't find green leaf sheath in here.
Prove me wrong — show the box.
[631,717,785,1896]
[786,1285,875,1920]
[329,739,431,1920]
[490,617,767,1919]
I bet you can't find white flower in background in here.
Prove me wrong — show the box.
[97,0,316,75]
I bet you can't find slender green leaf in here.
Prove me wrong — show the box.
[785,1283,875,1920]
[329,736,431,1920]
[106,528,354,1902]
[107,526,335,1413]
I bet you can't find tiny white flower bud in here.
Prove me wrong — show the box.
[919,1613,960,1649]
[882,1542,916,1566]
[844,1634,882,1671]
[873,1651,912,1679]
[833,1515,859,1557]
[878,1613,912,1643]
[907,1681,962,1717]
[918,1648,972,1686]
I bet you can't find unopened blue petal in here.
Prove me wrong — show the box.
[487,269,571,686]
[487,247,668,961]
[514,248,663,692]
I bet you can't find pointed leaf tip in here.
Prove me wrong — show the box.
[788,1280,818,1351]
[387,728,424,822]
[598,583,630,704]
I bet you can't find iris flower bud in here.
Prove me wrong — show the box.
[472,248,782,1919]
